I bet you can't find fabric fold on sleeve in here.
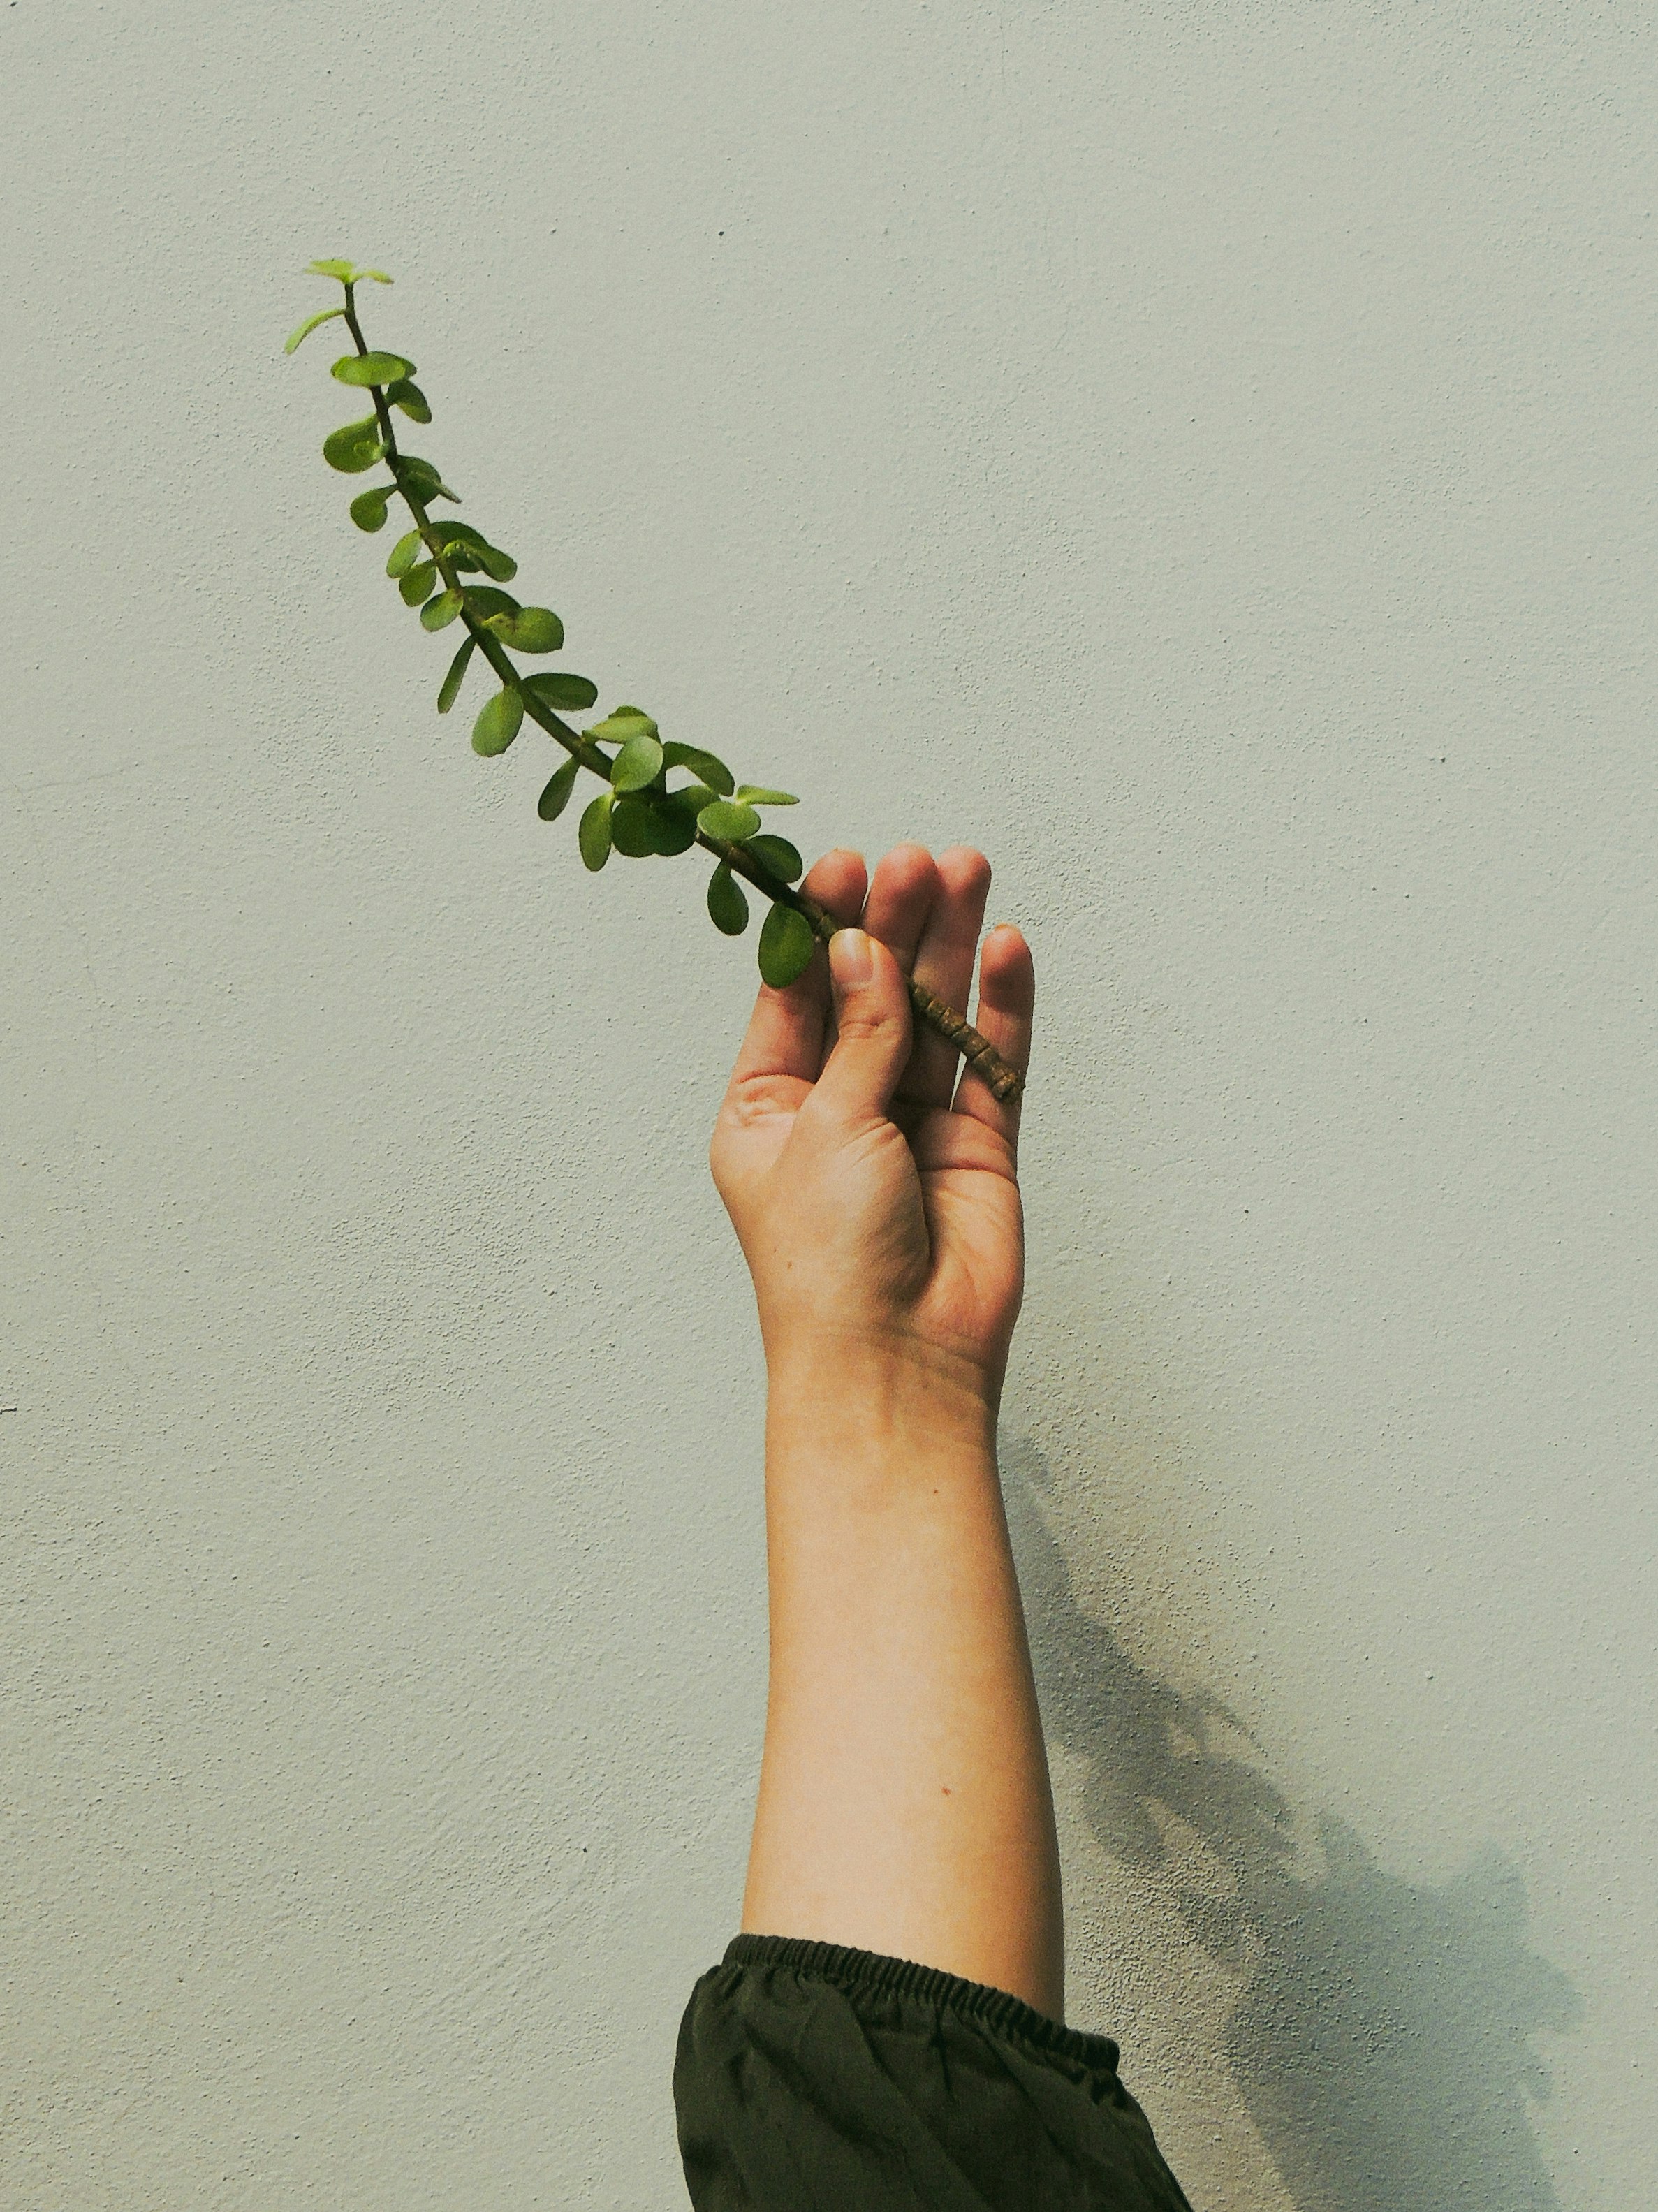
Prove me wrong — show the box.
[674,1933,1194,2211]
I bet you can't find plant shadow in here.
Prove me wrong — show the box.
[1004,1439,1581,2212]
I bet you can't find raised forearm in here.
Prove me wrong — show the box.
[742,1345,1064,2018]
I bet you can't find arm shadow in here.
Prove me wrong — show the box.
[1004,1439,1581,2212]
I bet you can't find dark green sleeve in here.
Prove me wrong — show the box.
[674,1934,1193,2211]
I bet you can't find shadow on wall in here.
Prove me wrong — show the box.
[1004,1441,1581,2212]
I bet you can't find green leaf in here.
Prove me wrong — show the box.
[664,779,715,812]
[744,833,804,883]
[538,758,580,821]
[707,863,749,935]
[733,785,800,807]
[758,902,818,988]
[697,799,761,843]
[523,671,599,712]
[434,529,514,582]
[661,741,734,796]
[586,708,659,745]
[305,258,393,287]
[436,637,475,713]
[612,731,664,792]
[471,688,524,757]
[332,351,416,387]
[485,606,564,654]
[349,485,391,532]
[610,796,659,858]
[386,529,425,579]
[579,791,615,871]
[386,379,432,423]
[398,561,437,606]
[420,587,464,631]
[397,455,460,503]
[285,305,345,353]
[323,416,384,473]
[462,585,519,622]
[646,802,697,856]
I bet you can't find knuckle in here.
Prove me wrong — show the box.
[832,1005,895,1043]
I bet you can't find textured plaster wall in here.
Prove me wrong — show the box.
[3,4,1653,2206]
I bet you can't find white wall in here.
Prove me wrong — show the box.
[4,5,1652,2206]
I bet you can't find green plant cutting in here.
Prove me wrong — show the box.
[289,259,1023,1101]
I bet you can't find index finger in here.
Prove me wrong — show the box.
[726,849,867,1086]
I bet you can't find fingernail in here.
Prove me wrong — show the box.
[830,927,872,988]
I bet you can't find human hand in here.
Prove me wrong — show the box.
[709,844,1035,1411]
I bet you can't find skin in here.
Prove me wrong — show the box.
[709,842,1064,2020]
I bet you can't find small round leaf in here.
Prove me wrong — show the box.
[386,379,432,423]
[487,606,564,654]
[463,586,519,622]
[707,864,749,936]
[610,796,659,858]
[661,741,734,796]
[436,637,475,714]
[612,731,665,792]
[386,529,425,580]
[398,561,437,606]
[645,801,696,856]
[349,486,391,532]
[579,791,615,871]
[332,351,416,386]
[664,781,716,818]
[420,587,464,631]
[323,416,384,473]
[537,759,580,822]
[397,455,460,503]
[524,671,599,712]
[434,529,510,578]
[758,902,817,988]
[285,305,345,353]
[744,833,804,884]
[586,709,659,745]
[697,800,761,843]
[472,688,524,757]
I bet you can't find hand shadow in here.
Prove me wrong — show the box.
[1004,1440,1581,2212]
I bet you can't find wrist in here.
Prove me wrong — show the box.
[763,1328,1002,1463]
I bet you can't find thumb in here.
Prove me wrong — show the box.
[809,928,914,1125]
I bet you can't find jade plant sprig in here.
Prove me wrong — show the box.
[289,259,1023,1100]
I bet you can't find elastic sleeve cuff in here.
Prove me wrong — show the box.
[724,1931,1124,2073]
